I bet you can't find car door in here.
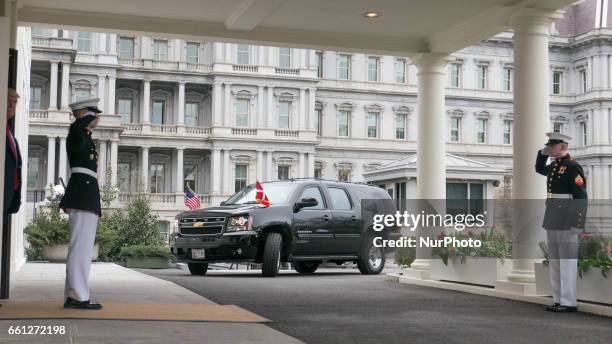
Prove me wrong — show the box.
[292,184,334,255]
[325,185,362,254]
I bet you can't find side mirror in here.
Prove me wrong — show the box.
[294,197,318,212]
[220,201,226,206]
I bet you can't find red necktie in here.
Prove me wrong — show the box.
[6,127,20,190]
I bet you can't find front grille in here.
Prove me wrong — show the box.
[179,216,226,236]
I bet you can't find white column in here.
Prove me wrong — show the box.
[110,140,118,185]
[176,148,184,192]
[256,150,264,181]
[141,147,149,192]
[212,82,222,126]
[308,88,316,130]
[223,83,232,126]
[266,150,274,180]
[267,86,274,128]
[411,52,452,272]
[109,34,117,54]
[108,76,116,115]
[298,152,305,177]
[49,61,59,110]
[211,149,221,194]
[46,137,56,187]
[257,85,264,128]
[307,152,315,178]
[98,141,108,185]
[142,80,150,123]
[298,88,306,130]
[222,149,231,194]
[503,9,562,288]
[98,75,106,113]
[178,81,185,125]
[60,63,71,110]
[58,136,67,185]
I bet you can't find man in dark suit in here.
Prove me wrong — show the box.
[59,98,103,310]
[4,88,22,217]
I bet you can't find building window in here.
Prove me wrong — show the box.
[184,163,198,192]
[395,59,406,83]
[186,42,199,64]
[31,27,43,36]
[338,169,350,182]
[235,99,249,127]
[117,98,132,124]
[30,86,42,110]
[278,165,290,180]
[27,156,40,188]
[503,120,512,145]
[153,40,168,61]
[476,118,487,143]
[76,88,91,102]
[552,71,562,95]
[477,65,488,89]
[316,109,322,136]
[314,167,322,179]
[235,164,248,192]
[450,117,461,142]
[396,113,407,139]
[152,100,165,124]
[581,121,587,146]
[117,162,131,192]
[367,112,378,138]
[447,182,484,216]
[237,44,250,65]
[553,122,563,133]
[338,110,350,137]
[338,54,350,80]
[77,32,91,52]
[315,52,323,78]
[149,163,165,193]
[580,69,587,93]
[367,56,379,82]
[278,101,291,129]
[185,102,199,126]
[449,63,461,88]
[502,67,512,91]
[279,47,291,68]
[118,37,134,59]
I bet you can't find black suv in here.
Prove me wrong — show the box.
[170,179,397,277]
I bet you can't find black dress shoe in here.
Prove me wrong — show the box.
[545,302,560,311]
[554,305,577,313]
[64,297,103,310]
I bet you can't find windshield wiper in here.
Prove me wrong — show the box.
[241,201,259,204]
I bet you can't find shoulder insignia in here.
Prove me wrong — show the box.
[574,175,584,187]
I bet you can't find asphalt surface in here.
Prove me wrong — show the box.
[140,267,612,344]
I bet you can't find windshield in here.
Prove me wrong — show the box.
[224,182,297,205]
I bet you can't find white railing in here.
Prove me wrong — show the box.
[150,124,177,134]
[122,123,143,132]
[152,60,179,70]
[31,37,73,50]
[232,128,257,135]
[118,58,144,67]
[29,110,49,119]
[186,63,211,72]
[275,129,299,137]
[233,65,259,72]
[118,192,176,204]
[185,126,211,135]
[275,67,300,75]
[198,194,212,204]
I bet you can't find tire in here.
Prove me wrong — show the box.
[357,236,385,275]
[293,261,320,274]
[262,232,282,277]
[187,263,208,275]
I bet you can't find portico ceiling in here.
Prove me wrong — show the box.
[18,0,576,56]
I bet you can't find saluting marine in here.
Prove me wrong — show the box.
[59,98,103,310]
[535,132,588,313]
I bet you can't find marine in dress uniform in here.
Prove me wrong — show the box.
[58,98,103,310]
[535,132,587,313]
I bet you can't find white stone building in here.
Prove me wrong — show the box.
[22,1,612,240]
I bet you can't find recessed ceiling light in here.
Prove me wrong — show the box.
[364,11,380,18]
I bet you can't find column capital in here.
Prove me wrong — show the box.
[412,52,453,70]
[508,8,563,32]
[175,147,185,152]
[50,60,60,66]
[223,82,232,86]
[178,80,186,85]
[47,135,57,140]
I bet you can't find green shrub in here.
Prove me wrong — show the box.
[539,233,612,278]
[119,244,173,260]
[432,228,512,265]
[118,192,163,247]
[395,246,416,267]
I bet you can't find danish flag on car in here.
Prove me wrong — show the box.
[255,180,271,208]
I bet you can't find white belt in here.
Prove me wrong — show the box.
[547,193,573,199]
[71,167,97,179]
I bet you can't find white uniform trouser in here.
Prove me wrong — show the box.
[64,209,98,301]
[546,229,579,307]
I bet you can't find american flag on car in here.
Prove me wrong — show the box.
[184,188,201,209]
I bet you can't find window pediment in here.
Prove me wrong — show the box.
[475,111,490,119]
[392,105,412,115]
[334,162,353,170]
[232,89,255,100]
[275,91,297,102]
[232,155,254,164]
[364,103,384,113]
[447,109,465,117]
[335,102,356,112]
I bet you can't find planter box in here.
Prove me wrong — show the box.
[42,244,99,262]
[431,257,511,287]
[534,262,612,305]
[125,257,169,269]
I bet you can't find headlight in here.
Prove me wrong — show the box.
[226,215,252,232]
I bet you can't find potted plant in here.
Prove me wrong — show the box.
[120,244,173,268]
[430,227,512,286]
[535,233,612,304]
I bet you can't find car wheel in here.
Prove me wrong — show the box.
[293,261,320,274]
[357,237,385,275]
[262,232,282,277]
[187,263,208,276]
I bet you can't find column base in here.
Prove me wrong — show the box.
[494,279,539,296]
[399,268,431,280]
[410,258,431,271]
